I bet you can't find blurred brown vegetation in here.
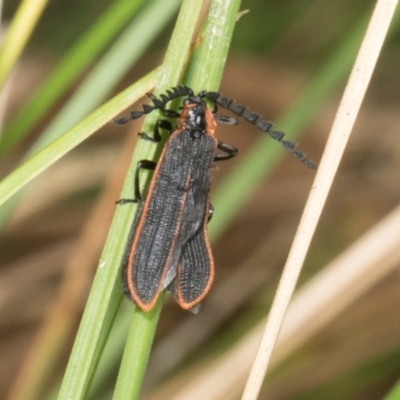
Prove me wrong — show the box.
[1,1,400,399]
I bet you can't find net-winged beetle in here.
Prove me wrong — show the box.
[114,86,316,313]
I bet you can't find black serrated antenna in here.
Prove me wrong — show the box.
[114,86,193,124]
[201,91,316,169]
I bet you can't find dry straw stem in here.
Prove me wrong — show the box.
[242,0,399,399]
[0,0,49,90]
[148,204,400,400]
[272,204,400,362]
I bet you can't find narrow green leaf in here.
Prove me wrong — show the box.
[0,0,145,157]
[0,0,179,230]
[0,69,159,207]
[188,0,242,91]
[112,295,164,400]
[112,1,207,398]
[30,0,181,155]
[57,1,206,398]
[384,380,400,400]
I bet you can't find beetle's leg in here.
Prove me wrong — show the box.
[117,160,157,204]
[214,141,238,162]
[139,119,173,142]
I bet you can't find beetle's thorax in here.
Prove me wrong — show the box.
[178,100,216,138]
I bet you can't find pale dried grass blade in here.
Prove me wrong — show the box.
[274,203,400,363]
[149,203,400,400]
[242,1,399,399]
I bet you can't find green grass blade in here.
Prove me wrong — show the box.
[0,0,179,230]
[112,1,242,398]
[188,0,242,91]
[57,1,205,398]
[384,380,400,400]
[112,295,164,400]
[0,69,158,207]
[30,0,181,155]
[0,0,145,157]
[111,0,208,397]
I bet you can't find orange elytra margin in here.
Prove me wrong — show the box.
[115,86,316,313]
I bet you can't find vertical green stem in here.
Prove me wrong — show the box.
[111,1,204,398]
[112,294,164,399]
[189,0,242,91]
[113,1,242,399]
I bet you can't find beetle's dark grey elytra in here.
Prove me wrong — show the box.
[115,86,316,312]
